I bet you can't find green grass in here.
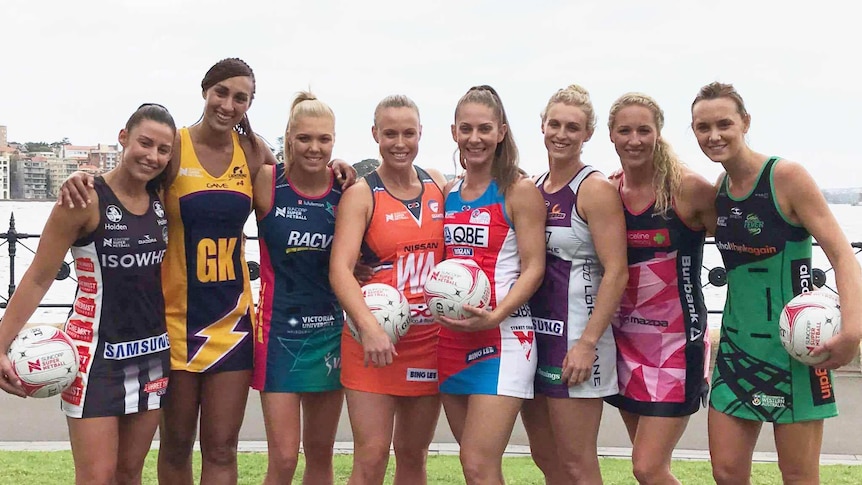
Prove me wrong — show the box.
[0,452,859,484]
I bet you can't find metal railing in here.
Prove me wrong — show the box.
[0,212,859,312]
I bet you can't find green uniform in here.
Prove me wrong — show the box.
[711,157,837,423]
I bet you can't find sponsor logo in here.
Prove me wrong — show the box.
[157,218,167,226]
[406,201,421,210]
[513,330,534,360]
[445,211,458,219]
[716,216,728,227]
[75,258,94,273]
[510,304,531,318]
[275,206,308,220]
[715,241,777,257]
[104,333,170,360]
[103,237,130,248]
[386,211,409,222]
[469,208,491,225]
[138,234,158,245]
[754,191,770,199]
[409,303,435,325]
[730,207,743,218]
[144,377,169,394]
[178,167,203,178]
[66,319,94,343]
[288,318,299,327]
[61,377,84,406]
[397,251,436,298]
[78,276,98,294]
[229,165,246,180]
[301,314,337,329]
[792,259,813,295]
[452,247,473,257]
[403,242,439,252]
[74,297,97,318]
[444,224,489,247]
[105,205,122,222]
[744,213,764,235]
[101,249,166,269]
[532,317,563,336]
[325,201,336,218]
[104,223,128,231]
[681,255,702,334]
[466,346,498,363]
[286,231,333,249]
[407,367,438,382]
[152,201,165,218]
[324,352,341,376]
[548,203,566,221]
[76,345,91,371]
[621,315,669,327]
[751,392,786,408]
[428,200,439,213]
[809,367,835,405]
[537,366,563,384]
[626,228,671,248]
[206,182,228,189]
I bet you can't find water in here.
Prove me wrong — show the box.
[1,201,861,327]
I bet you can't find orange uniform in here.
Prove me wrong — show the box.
[340,167,444,396]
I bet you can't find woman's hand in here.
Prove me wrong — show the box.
[57,172,95,209]
[439,305,500,332]
[561,339,596,387]
[330,159,358,190]
[0,354,26,398]
[811,329,862,369]
[360,324,398,367]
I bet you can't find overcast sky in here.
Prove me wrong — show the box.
[2,0,860,188]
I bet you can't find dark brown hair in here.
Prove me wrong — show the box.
[126,103,176,193]
[691,81,749,119]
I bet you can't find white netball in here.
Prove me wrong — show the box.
[779,291,842,366]
[345,283,411,344]
[423,258,492,320]
[7,325,79,398]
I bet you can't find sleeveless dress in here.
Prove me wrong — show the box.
[438,179,536,398]
[340,166,444,396]
[253,164,343,392]
[162,127,255,373]
[605,176,709,417]
[710,157,837,423]
[62,176,170,418]
[532,167,618,398]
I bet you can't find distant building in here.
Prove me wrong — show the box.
[0,152,10,199]
[60,144,94,162]
[89,143,120,171]
[45,157,79,198]
[16,158,48,199]
[0,125,6,147]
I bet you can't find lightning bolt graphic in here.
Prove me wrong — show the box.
[186,293,250,372]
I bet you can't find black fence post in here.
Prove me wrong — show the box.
[5,213,17,300]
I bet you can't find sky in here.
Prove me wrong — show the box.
[2,0,860,188]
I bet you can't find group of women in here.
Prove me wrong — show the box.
[0,56,859,485]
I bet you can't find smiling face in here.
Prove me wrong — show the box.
[452,102,506,168]
[118,119,174,182]
[288,115,334,175]
[201,75,254,133]
[372,106,421,169]
[610,104,659,171]
[691,97,750,163]
[542,102,592,164]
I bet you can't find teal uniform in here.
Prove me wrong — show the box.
[710,157,837,423]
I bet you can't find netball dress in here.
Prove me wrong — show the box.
[253,164,343,392]
[163,128,255,373]
[531,167,618,399]
[62,177,170,418]
[340,166,444,396]
[438,179,536,399]
[605,176,709,417]
[711,157,837,423]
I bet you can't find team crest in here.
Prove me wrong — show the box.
[105,205,123,222]
[153,200,165,218]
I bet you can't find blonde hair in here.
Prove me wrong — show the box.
[373,94,420,126]
[608,92,683,217]
[454,85,520,193]
[541,84,596,133]
[285,91,335,164]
